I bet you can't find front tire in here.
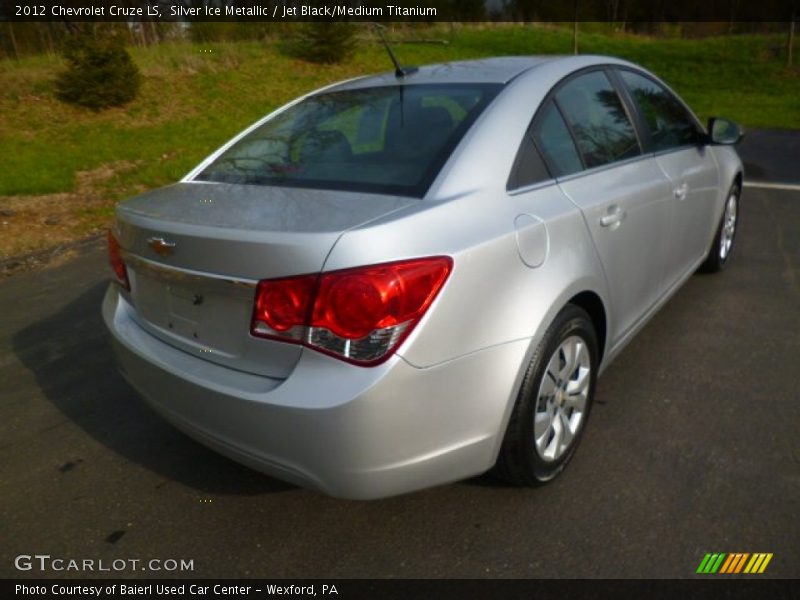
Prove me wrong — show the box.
[700,182,740,273]
[494,304,598,486]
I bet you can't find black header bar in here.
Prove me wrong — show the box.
[3,578,798,600]
[3,0,799,23]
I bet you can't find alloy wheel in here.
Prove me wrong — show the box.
[719,192,738,260]
[534,335,591,462]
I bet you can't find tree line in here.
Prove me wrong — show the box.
[1,20,796,61]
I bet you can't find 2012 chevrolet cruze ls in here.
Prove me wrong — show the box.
[103,55,743,499]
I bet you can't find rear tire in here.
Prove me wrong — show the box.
[494,304,598,486]
[699,182,740,273]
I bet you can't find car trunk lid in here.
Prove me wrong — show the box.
[115,182,417,378]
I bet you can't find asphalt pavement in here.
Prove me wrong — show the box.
[738,129,800,184]
[1,157,798,579]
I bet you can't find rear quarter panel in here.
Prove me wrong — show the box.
[322,182,610,370]
[323,57,619,369]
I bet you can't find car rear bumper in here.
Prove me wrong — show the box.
[102,285,529,499]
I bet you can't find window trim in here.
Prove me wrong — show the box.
[605,67,652,153]
[552,152,655,185]
[551,97,588,171]
[507,178,558,197]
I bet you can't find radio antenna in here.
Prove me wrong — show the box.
[373,24,418,78]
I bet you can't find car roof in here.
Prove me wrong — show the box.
[325,55,634,92]
[327,56,562,91]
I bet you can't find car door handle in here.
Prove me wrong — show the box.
[600,206,626,228]
[674,183,689,200]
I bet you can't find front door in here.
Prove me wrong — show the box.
[616,68,721,288]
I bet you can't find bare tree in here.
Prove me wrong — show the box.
[573,0,579,55]
[7,24,19,59]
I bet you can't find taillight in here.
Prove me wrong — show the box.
[107,230,130,290]
[251,257,452,366]
[252,275,315,342]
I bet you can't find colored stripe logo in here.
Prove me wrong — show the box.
[696,553,773,574]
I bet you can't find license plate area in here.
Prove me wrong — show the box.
[165,281,205,340]
[128,258,256,357]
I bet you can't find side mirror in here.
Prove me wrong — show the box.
[708,117,743,145]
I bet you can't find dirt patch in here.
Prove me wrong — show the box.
[0,161,141,266]
[0,236,103,280]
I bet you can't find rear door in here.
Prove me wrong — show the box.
[536,69,674,344]
[616,68,720,288]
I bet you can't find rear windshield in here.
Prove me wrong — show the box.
[195,83,501,197]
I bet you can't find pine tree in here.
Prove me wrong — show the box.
[282,23,356,64]
[55,25,142,110]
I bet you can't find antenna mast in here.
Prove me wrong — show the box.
[373,24,418,78]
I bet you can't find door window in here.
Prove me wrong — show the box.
[555,71,641,169]
[619,70,703,151]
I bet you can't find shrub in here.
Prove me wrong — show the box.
[55,26,142,110]
[281,23,356,64]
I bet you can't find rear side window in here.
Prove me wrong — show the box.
[555,71,641,169]
[533,101,583,177]
[195,84,500,197]
[619,70,702,151]
[508,134,551,189]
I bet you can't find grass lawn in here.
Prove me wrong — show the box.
[0,23,798,259]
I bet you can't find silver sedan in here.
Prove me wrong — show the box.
[103,55,743,499]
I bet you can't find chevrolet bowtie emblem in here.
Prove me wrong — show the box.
[147,237,176,257]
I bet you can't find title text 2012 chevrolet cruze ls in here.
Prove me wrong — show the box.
[103,56,743,499]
